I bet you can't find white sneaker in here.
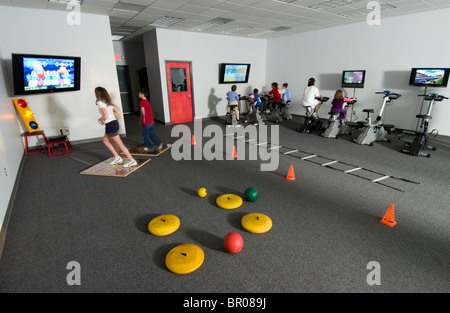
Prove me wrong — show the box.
[109,156,123,165]
[123,159,137,168]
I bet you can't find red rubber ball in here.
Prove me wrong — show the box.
[223,232,244,254]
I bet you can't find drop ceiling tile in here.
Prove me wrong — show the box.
[11,0,47,9]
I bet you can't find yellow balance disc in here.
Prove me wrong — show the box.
[241,213,272,234]
[216,194,243,209]
[148,214,180,236]
[165,244,205,274]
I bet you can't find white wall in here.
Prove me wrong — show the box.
[266,9,450,135]
[0,45,23,239]
[0,6,123,237]
[0,7,124,141]
[144,28,267,123]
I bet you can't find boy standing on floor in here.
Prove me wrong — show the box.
[139,88,164,153]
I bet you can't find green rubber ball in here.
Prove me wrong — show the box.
[244,187,258,202]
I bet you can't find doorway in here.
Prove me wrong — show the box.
[166,61,194,124]
[116,65,134,114]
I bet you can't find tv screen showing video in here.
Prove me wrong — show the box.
[341,70,365,88]
[12,53,81,95]
[219,63,251,84]
[409,68,450,87]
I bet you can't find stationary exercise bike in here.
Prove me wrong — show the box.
[321,99,357,139]
[260,95,283,123]
[296,97,329,133]
[402,93,448,157]
[241,95,265,125]
[226,104,241,128]
[353,91,399,146]
[280,100,292,120]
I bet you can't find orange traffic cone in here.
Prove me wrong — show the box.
[380,204,397,227]
[231,145,238,158]
[286,165,295,181]
[191,135,196,145]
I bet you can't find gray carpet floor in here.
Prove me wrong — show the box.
[0,113,449,293]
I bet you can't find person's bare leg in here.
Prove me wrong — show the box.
[111,135,134,161]
[314,103,321,114]
[103,134,119,157]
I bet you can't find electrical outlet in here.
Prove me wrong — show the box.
[4,167,7,177]
[60,128,63,135]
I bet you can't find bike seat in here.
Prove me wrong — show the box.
[383,124,395,130]
[388,93,401,100]
[363,109,374,113]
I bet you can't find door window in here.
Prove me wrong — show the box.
[170,68,187,92]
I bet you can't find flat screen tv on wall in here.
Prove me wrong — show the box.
[341,70,366,88]
[219,63,251,84]
[408,68,450,87]
[12,53,81,95]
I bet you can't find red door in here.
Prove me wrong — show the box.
[166,62,193,124]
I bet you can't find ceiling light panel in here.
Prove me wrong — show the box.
[188,21,220,31]
[308,0,364,11]
[221,26,252,35]
[188,18,234,32]
[149,16,185,27]
[248,29,277,37]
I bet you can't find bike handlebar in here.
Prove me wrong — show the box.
[376,91,401,98]
[418,93,448,99]
[418,93,448,101]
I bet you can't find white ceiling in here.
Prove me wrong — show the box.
[1,0,449,41]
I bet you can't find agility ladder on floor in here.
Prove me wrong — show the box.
[224,133,420,193]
